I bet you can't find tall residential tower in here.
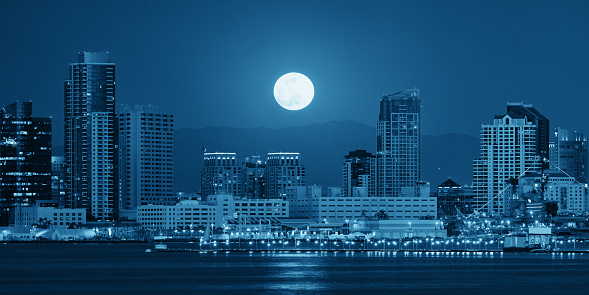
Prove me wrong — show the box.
[64,52,117,220]
[473,111,541,215]
[118,105,174,217]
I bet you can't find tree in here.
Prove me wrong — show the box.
[545,201,558,217]
[375,210,388,220]
[33,218,52,229]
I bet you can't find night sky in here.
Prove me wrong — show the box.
[1,0,588,146]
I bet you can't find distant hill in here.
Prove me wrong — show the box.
[173,121,479,192]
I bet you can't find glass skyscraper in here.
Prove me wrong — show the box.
[0,101,52,225]
[376,89,421,198]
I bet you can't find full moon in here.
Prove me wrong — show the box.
[273,72,314,111]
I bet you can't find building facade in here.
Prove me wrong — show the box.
[51,156,66,206]
[376,89,421,198]
[550,128,588,183]
[286,185,322,218]
[507,103,550,162]
[312,183,436,222]
[137,200,215,231]
[342,150,376,198]
[201,153,241,198]
[14,203,86,228]
[473,111,541,215]
[118,105,174,215]
[265,152,306,199]
[137,195,288,230]
[0,101,52,225]
[514,171,588,216]
[433,179,474,217]
[241,155,266,199]
[64,52,117,220]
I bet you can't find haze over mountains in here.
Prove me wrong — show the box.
[173,121,479,193]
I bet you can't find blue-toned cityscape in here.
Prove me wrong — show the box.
[2,1,589,294]
[1,51,588,255]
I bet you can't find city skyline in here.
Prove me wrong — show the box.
[2,2,589,294]
[1,1,588,148]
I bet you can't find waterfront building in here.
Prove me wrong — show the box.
[0,101,52,225]
[284,183,436,223]
[549,128,588,183]
[137,200,215,231]
[241,155,266,199]
[14,201,86,228]
[314,182,435,223]
[285,185,322,218]
[342,150,376,198]
[351,219,446,239]
[137,195,288,230]
[204,194,289,226]
[201,152,241,198]
[64,52,117,220]
[118,105,174,218]
[376,89,421,198]
[433,179,474,217]
[265,152,306,199]
[513,171,588,216]
[473,109,542,215]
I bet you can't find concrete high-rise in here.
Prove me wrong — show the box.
[376,89,421,197]
[118,105,174,217]
[473,111,541,215]
[201,152,241,198]
[0,101,52,225]
[265,152,305,199]
[342,150,376,198]
[550,128,588,183]
[64,52,117,220]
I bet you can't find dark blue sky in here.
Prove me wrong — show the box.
[1,0,588,145]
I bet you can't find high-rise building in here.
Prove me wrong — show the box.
[376,89,421,197]
[342,150,376,198]
[118,105,174,215]
[0,101,52,225]
[550,128,588,183]
[201,153,241,198]
[507,103,550,162]
[473,111,541,215]
[64,52,117,220]
[265,152,305,199]
[241,155,266,199]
